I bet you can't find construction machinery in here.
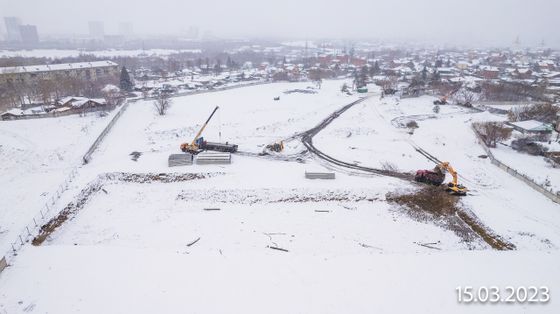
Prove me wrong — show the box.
[433,85,462,105]
[433,96,448,105]
[180,106,238,154]
[265,141,284,153]
[415,161,467,196]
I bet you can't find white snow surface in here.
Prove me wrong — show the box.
[0,111,117,254]
[1,81,559,313]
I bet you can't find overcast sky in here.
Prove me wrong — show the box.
[1,0,558,47]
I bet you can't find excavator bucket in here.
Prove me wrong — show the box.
[445,183,467,196]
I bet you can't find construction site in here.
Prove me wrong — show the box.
[1,79,559,313]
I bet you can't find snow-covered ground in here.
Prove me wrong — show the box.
[87,80,358,174]
[0,111,117,254]
[313,94,560,250]
[1,81,559,313]
[492,138,560,194]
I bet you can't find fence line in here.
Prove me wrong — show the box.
[1,100,132,273]
[0,80,291,274]
[471,126,560,205]
[81,81,272,165]
[82,101,130,164]
[1,105,118,121]
[1,167,79,273]
[142,79,273,101]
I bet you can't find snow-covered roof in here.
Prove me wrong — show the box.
[58,96,106,108]
[0,61,118,75]
[480,65,500,72]
[1,108,24,116]
[102,84,120,93]
[509,120,552,132]
[53,107,72,113]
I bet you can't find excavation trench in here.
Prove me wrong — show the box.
[32,172,221,246]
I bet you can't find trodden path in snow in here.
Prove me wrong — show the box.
[298,95,515,250]
[300,96,412,180]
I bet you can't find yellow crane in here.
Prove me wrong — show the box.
[180,106,220,154]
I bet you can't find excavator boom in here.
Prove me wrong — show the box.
[415,161,467,196]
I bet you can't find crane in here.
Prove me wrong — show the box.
[180,106,219,154]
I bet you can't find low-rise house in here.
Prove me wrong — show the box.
[513,68,533,80]
[0,108,24,120]
[57,97,106,109]
[1,97,110,120]
[437,67,456,78]
[479,66,500,79]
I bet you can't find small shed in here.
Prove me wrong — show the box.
[508,120,553,134]
[0,108,24,120]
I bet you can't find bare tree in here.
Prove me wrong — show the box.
[38,79,57,106]
[142,88,149,99]
[153,92,172,115]
[508,103,560,124]
[102,84,121,106]
[454,88,478,106]
[473,121,513,148]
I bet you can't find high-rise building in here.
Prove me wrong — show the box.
[19,25,39,44]
[88,21,104,40]
[119,22,133,38]
[4,17,22,42]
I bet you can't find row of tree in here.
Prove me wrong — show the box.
[0,67,134,111]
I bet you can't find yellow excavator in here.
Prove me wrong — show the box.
[180,106,238,154]
[415,161,467,196]
[265,141,284,153]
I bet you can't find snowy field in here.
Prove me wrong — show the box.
[313,95,560,249]
[1,81,560,313]
[0,111,117,254]
[492,141,560,194]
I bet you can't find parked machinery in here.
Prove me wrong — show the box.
[433,96,448,105]
[180,106,238,154]
[265,141,284,153]
[415,161,467,196]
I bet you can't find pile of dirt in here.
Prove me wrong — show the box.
[103,172,222,183]
[283,88,317,95]
[386,186,515,250]
[387,186,457,217]
[177,188,381,204]
[32,179,104,246]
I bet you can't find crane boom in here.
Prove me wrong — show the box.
[190,106,219,146]
[180,106,219,153]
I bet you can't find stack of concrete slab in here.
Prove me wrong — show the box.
[168,153,193,167]
[305,171,335,179]
[196,151,232,164]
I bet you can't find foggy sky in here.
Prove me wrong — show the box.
[1,0,559,47]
